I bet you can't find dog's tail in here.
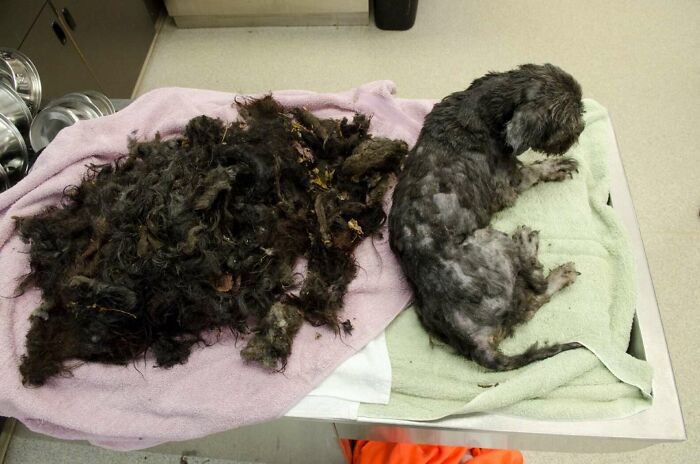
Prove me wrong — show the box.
[470,341,583,371]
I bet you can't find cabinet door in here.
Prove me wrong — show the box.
[50,0,156,98]
[0,0,47,48]
[19,2,102,103]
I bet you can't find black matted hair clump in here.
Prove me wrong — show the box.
[16,96,408,386]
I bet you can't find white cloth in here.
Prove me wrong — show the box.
[286,332,392,420]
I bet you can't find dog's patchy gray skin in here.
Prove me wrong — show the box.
[389,64,586,370]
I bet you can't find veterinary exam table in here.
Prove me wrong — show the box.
[285,117,686,453]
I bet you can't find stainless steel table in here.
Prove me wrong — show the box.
[286,118,686,453]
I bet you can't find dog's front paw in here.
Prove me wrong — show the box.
[538,157,579,182]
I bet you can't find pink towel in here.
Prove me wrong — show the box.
[0,81,432,450]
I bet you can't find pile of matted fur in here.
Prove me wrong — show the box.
[15,96,408,386]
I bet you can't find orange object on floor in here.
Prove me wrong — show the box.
[470,448,524,464]
[339,440,524,464]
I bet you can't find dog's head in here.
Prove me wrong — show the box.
[505,64,585,156]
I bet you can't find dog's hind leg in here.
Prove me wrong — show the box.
[447,233,583,372]
[516,157,579,193]
[512,224,579,312]
[428,228,581,372]
[512,226,547,294]
[464,267,583,372]
[515,261,579,330]
[533,262,579,306]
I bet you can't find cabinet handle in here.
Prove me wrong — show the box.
[52,21,67,45]
[62,8,77,30]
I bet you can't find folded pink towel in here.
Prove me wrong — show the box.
[0,81,430,450]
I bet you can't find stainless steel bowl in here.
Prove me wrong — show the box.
[46,94,102,118]
[29,95,102,152]
[0,81,32,135]
[0,48,42,115]
[0,60,14,88]
[78,90,115,116]
[0,113,29,187]
[29,106,78,153]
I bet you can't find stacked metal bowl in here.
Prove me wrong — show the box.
[29,90,115,153]
[0,48,38,191]
[1,48,114,192]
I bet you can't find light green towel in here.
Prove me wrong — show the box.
[360,99,653,422]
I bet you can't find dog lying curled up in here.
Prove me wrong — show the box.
[16,96,408,386]
[389,64,586,370]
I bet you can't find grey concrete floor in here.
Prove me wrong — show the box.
[4,418,344,463]
[5,433,250,464]
[5,0,699,462]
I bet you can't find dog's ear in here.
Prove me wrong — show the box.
[505,103,548,155]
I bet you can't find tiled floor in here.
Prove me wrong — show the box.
[5,0,699,462]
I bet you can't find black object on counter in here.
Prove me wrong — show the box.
[374,0,419,31]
